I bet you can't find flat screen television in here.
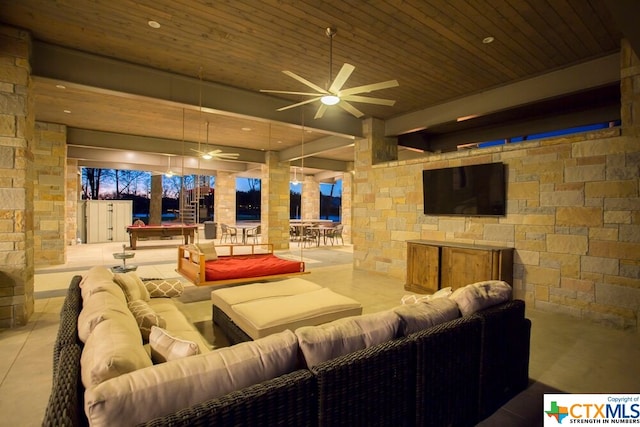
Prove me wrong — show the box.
[422,162,506,216]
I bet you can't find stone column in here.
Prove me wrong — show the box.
[341,170,353,244]
[352,118,397,267]
[621,38,640,137]
[0,26,34,327]
[65,158,79,246]
[33,122,67,266]
[261,151,290,249]
[302,174,319,220]
[149,174,162,225]
[214,171,237,239]
[363,117,397,165]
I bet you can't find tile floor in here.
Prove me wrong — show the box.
[1,239,639,426]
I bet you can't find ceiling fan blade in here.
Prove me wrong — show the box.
[190,148,205,155]
[339,79,399,96]
[276,97,322,111]
[338,100,364,118]
[314,104,328,119]
[341,94,396,106]
[260,89,325,96]
[328,63,355,93]
[282,70,328,94]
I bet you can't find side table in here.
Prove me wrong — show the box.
[112,244,137,273]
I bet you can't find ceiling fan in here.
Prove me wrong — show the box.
[190,122,240,160]
[153,156,182,178]
[260,27,399,119]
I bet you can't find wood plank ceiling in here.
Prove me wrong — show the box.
[0,0,625,176]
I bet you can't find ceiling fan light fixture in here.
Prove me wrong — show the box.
[321,94,340,105]
[201,153,213,160]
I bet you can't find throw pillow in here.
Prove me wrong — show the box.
[113,272,150,302]
[449,280,512,316]
[149,326,200,363]
[144,279,185,298]
[128,300,166,341]
[195,242,218,261]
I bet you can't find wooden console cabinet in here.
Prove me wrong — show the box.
[405,240,513,294]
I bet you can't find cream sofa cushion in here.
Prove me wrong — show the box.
[449,280,512,316]
[78,291,132,343]
[295,310,400,368]
[80,316,152,388]
[393,297,460,336]
[113,272,150,302]
[79,267,126,304]
[149,326,200,363]
[84,330,299,427]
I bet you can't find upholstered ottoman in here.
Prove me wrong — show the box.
[211,278,362,344]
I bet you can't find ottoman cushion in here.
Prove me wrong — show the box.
[211,277,322,309]
[232,288,362,340]
[212,279,362,340]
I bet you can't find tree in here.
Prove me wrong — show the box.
[83,168,103,199]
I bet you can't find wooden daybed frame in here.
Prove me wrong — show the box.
[176,243,308,287]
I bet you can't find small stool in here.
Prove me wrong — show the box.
[212,278,362,343]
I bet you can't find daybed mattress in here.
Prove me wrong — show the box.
[205,254,305,281]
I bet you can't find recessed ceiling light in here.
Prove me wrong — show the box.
[63,109,71,114]
[148,20,161,29]
[482,36,495,44]
[55,84,66,89]
[241,127,252,131]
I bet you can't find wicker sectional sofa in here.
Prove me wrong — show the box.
[44,270,531,427]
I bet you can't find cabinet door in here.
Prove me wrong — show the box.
[406,243,439,294]
[441,247,494,290]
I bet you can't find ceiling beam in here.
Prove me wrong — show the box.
[66,128,264,163]
[278,135,356,162]
[426,104,621,152]
[385,53,621,137]
[33,42,363,139]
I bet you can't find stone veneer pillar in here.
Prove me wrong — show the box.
[341,170,353,244]
[261,151,290,249]
[0,26,34,327]
[33,122,67,266]
[621,39,640,137]
[214,171,237,237]
[65,158,79,246]
[301,174,319,220]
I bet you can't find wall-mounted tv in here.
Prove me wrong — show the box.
[422,162,506,216]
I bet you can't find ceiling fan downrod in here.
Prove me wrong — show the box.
[326,27,337,86]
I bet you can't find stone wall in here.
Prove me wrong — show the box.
[353,127,640,330]
[34,122,67,265]
[0,26,34,327]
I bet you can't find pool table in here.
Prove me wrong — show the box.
[126,224,198,249]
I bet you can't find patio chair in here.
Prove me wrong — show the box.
[326,224,344,245]
[220,223,238,243]
[245,225,261,244]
